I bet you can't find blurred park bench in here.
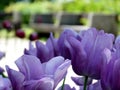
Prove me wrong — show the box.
[29,12,118,36]
[0,11,118,37]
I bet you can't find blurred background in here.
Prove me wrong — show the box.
[0,0,120,40]
[0,0,120,89]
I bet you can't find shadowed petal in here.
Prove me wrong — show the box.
[36,41,50,62]
[67,36,87,75]
[58,29,77,59]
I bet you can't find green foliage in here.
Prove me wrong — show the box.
[4,0,120,14]
[62,0,120,14]
[4,1,61,24]
[0,0,15,11]
[4,1,60,14]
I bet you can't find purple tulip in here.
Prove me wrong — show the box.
[24,33,59,63]
[67,28,114,79]
[2,20,12,31]
[15,29,25,39]
[58,84,76,90]
[57,29,79,59]
[6,55,71,90]
[0,75,12,90]
[101,36,120,90]
[29,32,39,41]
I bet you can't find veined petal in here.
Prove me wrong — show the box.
[46,33,56,59]
[15,55,44,80]
[58,29,77,58]
[36,40,50,62]
[112,59,120,89]
[54,59,71,88]
[102,48,111,64]
[87,30,114,79]
[49,33,60,56]
[6,66,25,90]
[23,77,54,90]
[67,36,87,75]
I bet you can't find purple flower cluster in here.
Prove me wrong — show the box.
[1,28,120,90]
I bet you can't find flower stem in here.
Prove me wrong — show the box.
[83,76,88,90]
[1,73,7,78]
[61,77,66,90]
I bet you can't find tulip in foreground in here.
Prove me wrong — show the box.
[67,28,114,79]
[6,55,71,90]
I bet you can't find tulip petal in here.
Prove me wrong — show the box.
[15,55,44,80]
[6,66,25,90]
[67,36,87,75]
[0,75,12,90]
[58,29,77,58]
[23,77,54,90]
[54,59,71,88]
[36,41,50,62]
[45,56,64,75]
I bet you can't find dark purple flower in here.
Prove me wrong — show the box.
[2,20,13,31]
[67,28,114,79]
[0,75,12,90]
[6,55,71,90]
[57,29,79,59]
[101,36,120,90]
[58,84,76,90]
[24,33,59,63]
[29,32,39,41]
[15,29,25,38]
